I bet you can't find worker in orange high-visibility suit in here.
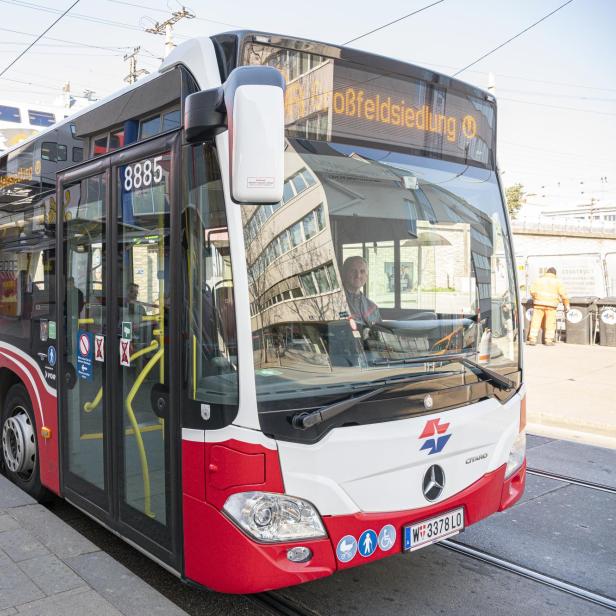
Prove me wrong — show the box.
[528,267,570,346]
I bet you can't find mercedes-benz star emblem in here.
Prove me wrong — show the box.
[422,464,445,501]
[424,394,434,409]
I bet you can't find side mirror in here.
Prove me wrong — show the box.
[184,65,285,204]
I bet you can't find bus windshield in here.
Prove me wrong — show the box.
[242,139,519,413]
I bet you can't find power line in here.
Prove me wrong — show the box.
[499,96,616,116]
[0,26,129,52]
[0,50,123,57]
[404,57,616,93]
[0,0,164,37]
[498,88,616,103]
[501,140,615,160]
[343,0,446,45]
[0,68,110,92]
[453,0,575,77]
[490,72,616,94]
[106,0,242,28]
[0,0,81,79]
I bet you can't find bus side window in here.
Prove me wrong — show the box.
[0,195,55,343]
[41,142,58,162]
[182,144,238,411]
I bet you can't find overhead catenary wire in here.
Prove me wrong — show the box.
[0,0,190,39]
[106,0,242,28]
[0,26,129,52]
[0,0,81,79]
[397,57,616,93]
[499,96,616,117]
[343,0,446,45]
[453,0,575,77]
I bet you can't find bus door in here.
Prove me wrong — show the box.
[57,134,181,571]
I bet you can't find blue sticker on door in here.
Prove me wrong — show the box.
[76,330,93,381]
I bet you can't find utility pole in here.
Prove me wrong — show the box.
[487,71,496,95]
[61,81,72,109]
[123,46,148,85]
[145,7,195,57]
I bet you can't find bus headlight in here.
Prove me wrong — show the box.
[223,492,327,542]
[505,431,526,478]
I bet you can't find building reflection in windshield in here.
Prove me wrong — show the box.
[241,140,517,379]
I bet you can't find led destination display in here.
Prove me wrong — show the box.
[244,42,495,168]
[328,64,494,166]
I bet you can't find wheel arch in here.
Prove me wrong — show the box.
[0,367,26,415]
[0,354,60,494]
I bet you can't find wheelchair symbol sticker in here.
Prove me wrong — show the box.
[378,525,396,551]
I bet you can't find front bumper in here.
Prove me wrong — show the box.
[182,459,526,593]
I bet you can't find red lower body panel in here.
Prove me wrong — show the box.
[324,461,526,571]
[0,344,59,494]
[182,436,526,593]
[183,495,336,594]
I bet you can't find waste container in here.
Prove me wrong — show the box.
[565,297,597,345]
[597,297,616,347]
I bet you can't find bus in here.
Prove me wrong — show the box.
[0,31,526,594]
[0,101,69,152]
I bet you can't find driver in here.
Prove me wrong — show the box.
[341,256,381,327]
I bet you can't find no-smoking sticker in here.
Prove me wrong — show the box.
[119,338,131,367]
[95,335,105,362]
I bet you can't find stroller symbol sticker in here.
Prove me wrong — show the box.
[336,535,357,563]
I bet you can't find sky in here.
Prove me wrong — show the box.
[1,0,615,215]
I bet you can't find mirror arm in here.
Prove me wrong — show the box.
[184,86,226,143]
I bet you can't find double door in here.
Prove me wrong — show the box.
[57,135,180,568]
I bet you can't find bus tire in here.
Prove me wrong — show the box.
[1,384,50,502]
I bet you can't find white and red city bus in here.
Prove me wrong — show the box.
[0,31,526,594]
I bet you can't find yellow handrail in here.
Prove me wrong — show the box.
[83,340,158,413]
[125,347,163,519]
[83,387,103,413]
[142,314,160,322]
[78,318,94,325]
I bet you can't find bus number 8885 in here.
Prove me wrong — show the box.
[123,156,163,192]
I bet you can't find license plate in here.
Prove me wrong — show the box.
[403,507,464,552]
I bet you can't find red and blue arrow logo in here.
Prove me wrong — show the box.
[419,418,451,455]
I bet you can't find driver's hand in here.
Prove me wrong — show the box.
[362,327,371,341]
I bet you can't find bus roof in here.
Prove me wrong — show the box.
[212,30,495,103]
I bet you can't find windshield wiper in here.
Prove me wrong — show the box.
[291,371,452,430]
[389,352,515,391]
[291,354,515,430]
[458,357,515,391]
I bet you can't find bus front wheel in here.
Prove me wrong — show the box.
[1,384,49,501]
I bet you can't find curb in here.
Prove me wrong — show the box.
[528,422,616,450]
[527,413,616,438]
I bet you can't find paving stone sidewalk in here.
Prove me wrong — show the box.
[0,475,188,616]
[524,342,616,449]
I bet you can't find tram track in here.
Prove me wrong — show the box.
[440,540,616,612]
[526,467,616,495]
[251,591,321,616]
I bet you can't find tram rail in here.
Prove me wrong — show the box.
[526,467,616,495]
[252,591,320,616]
[440,540,616,612]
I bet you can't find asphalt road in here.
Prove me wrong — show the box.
[45,434,616,616]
